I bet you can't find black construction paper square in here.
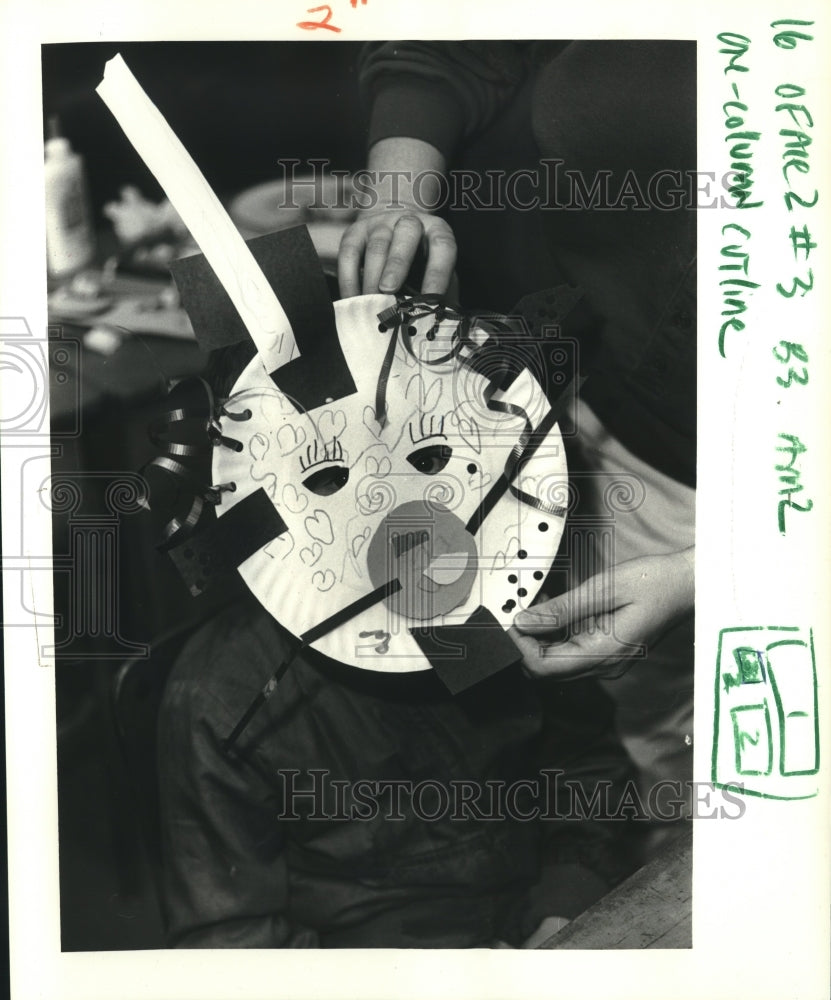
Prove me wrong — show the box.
[169,488,287,597]
[411,605,522,695]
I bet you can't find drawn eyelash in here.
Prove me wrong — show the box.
[299,436,345,473]
[408,413,446,445]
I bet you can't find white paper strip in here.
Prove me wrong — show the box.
[96,53,292,369]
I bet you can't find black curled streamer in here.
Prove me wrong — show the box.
[376,296,569,519]
[474,361,570,520]
[376,296,573,523]
[374,294,474,426]
[142,377,250,552]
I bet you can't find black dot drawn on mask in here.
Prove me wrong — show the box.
[501,599,516,614]
[538,522,549,532]
[467,463,477,475]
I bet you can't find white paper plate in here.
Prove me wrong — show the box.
[214,294,568,674]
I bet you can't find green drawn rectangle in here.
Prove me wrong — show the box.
[730,703,773,776]
[766,635,820,776]
[712,626,801,790]
[733,646,765,684]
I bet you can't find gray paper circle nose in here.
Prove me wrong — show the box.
[366,500,478,621]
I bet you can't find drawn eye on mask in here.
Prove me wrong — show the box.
[302,466,350,496]
[407,444,452,476]
[299,437,350,496]
[406,414,452,475]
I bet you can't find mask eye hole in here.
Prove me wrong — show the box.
[302,466,350,496]
[406,444,452,475]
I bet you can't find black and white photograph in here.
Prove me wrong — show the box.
[1,2,828,999]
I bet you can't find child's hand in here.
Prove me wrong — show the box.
[510,548,695,681]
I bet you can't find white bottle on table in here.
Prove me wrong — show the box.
[44,135,95,278]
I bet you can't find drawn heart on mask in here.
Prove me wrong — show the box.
[249,431,270,462]
[405,374,443,413]
[276,423,306,456]
[270,532,294,561]
[282,483,308,514]
[490,550,508,574]
[256,393,292,426]
[300,542,323,567]
[312,569,336,592]
[351,526,371,559]
[490,536,520,574]
[305,508,334,545]
[363,405,383,439]
[468,469,493,490]
[448,412,481,454]
[250,466,278,500]
[365,455,391,478]
[262,473,278,500]
[520,473,540,499]
[317,408,347,444]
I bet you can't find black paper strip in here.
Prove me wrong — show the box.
[300,579,402,645]
[463,377,581,536]
[168,488,287,596]
[222,651,297,757]
[223,578,403,754]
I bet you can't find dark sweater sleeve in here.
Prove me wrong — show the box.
[158,610,319,948]
[359,41,531,160]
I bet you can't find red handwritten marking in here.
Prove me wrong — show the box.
[297,5,341,31]
[350,0,368,7]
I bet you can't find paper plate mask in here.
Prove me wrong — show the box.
[164,225,569,690]
[96,54,571,707]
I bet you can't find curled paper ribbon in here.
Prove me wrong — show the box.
[142,378,249,553]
